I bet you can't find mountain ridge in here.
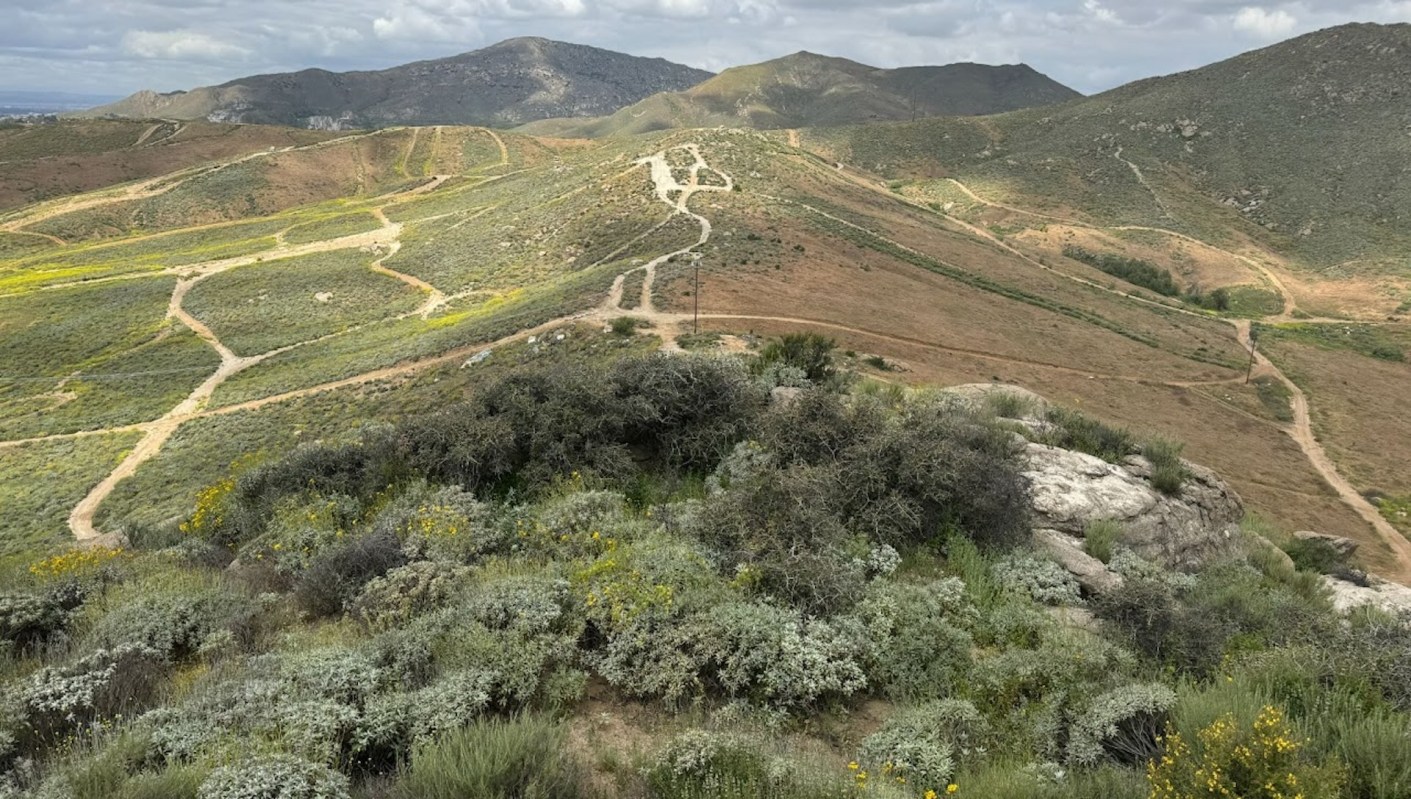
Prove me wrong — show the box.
[79,37,715,130]
[519,51,1080,136]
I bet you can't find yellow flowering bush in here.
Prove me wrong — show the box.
[180,478,235,539]
[28,546,126,580]
[1147,706,1344,799]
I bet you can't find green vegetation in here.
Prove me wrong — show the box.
[2,349,1407,799]
[1084,520,1123,564]
[182,249,422,356]
[0,276,170,371]
[0,432,141,553]
[399,716,581,799]
[281,211,382,245]
[1251,376,1294,423]
[1261,323,1406,362]
[1224,286,1285,318]
[1141,438,1188,496]
[1063,246,1179,297]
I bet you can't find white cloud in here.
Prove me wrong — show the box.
[1231,6,1298,38]
[122,29,251,60]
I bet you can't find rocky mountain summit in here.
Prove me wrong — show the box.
[80,38,713,129]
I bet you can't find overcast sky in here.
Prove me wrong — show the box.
[4,1,1410,98]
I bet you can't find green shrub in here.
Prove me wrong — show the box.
[1042,408,1134,463]
[1141,438,1187,496]
[396,716,580,799]
[0,591,72,652]
[1282,536,1348,575]
[1067,682,1175,765]
[1062,246,1179,297]
[353,561,471,632]
[16,644,167,747]
[294,532,406,619]
[758,333,837,385]
[993,552,1083,606]
[1148,705,1344,799]
[648,729,851,799]
[609,316,642,335]
[858,701,986,793]
[197,754,349,799]
[1092,579,1227,675]
[854,579,974,701]
[1083,520,1123,564]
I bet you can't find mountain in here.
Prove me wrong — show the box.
[79,38,713,130]
[519,51,1080,136]
[811,22,1411,269]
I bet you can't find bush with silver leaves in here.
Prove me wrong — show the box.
[197,754,349,799]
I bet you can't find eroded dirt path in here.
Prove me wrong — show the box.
[941,176,1411,578]
[1234,321,1411,580]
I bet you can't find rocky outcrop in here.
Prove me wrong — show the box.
[1293,530,1360,558]
[1023,443,1242,571]
[1034,528,1123,594]
[1323,574,1411,615]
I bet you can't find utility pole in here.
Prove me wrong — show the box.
[693,257,700,334]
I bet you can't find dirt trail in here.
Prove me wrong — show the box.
[787,129,801,148]
[629,144,733,314]
[1233,321,1411,580]
[484,128,510,166]
[366,207,446,317]
[945,176,1299,319]
[940,176,1411,579]
[60,161,446,543]
[1113,146,1175,220]
[133,123,163,147]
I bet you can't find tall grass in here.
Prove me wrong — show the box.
[1083,519,1123,564]
[397,715,582,799]
[1141,438,1187,496]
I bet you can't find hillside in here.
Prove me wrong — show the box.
[5,99,1411,799]
[519,52,1079,136]
[79,38,713,130]
[808,22,1411,271]
[3,116,1410,581]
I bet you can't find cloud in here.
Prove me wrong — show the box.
[122,29,251,60]
[1231,6,1299,37]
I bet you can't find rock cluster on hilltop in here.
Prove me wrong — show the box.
[1024,443,1243,572]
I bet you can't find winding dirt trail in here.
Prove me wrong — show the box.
[38,136,1411,581]
[58,157,448,544]
[1234,321,1411,580]
[937,176,1411,578]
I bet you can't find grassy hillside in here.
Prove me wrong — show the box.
[520,53,1077,137]
[3,106,1411,798]
[809,23,1411,272]
[1,118,1404,573]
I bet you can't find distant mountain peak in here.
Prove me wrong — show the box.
[81,38,714,130]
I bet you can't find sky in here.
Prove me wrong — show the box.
[3,0,1410,98]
